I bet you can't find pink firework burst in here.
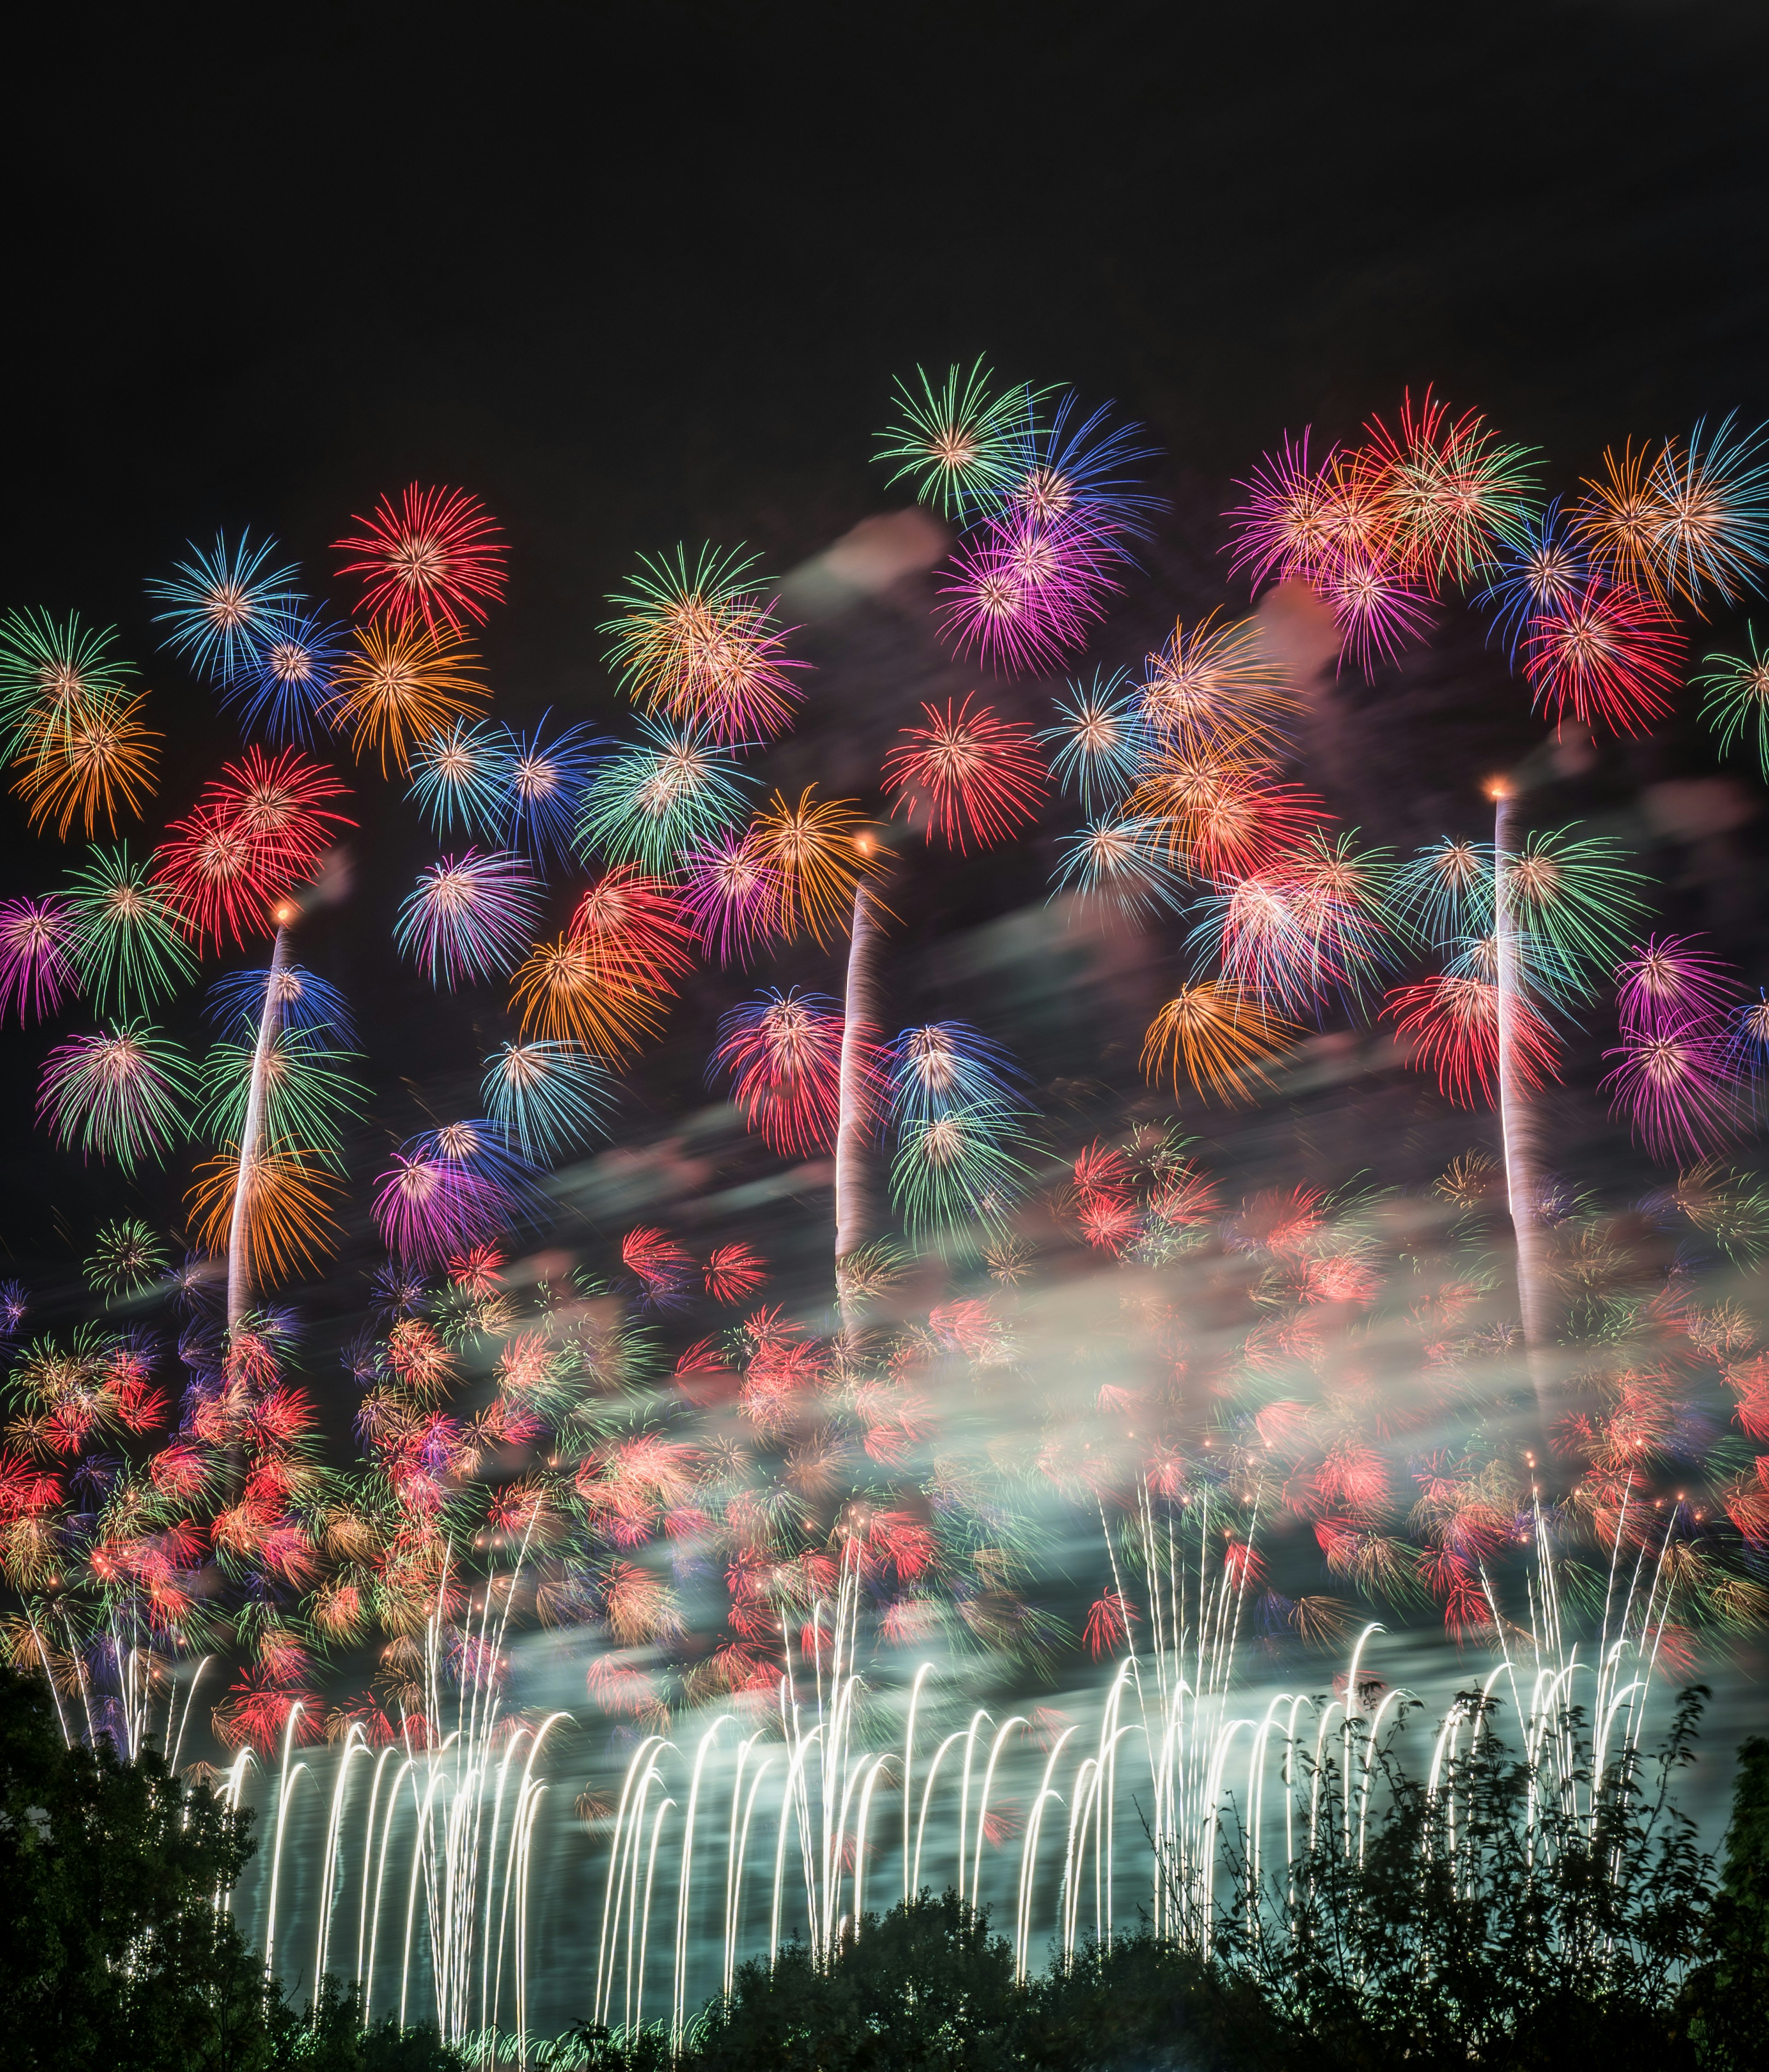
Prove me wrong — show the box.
[883,692,1047,852]
[332,484,508,635]
[1523,578,1684,735]
[0,896,77,1025]
[679,827,781,965]
[712,988,846,1156]
[1318,544,1435,673]
[1224,429,1338,590]
[935,510,1113,675]
[1602,1015,1740,1164]
[1616,934,1740,1039]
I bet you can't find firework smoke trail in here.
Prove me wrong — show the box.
[834,879,886,1297]
[225,918,292,1330]
[1492,782,1553,1426]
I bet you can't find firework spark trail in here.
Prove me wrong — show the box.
[834,881,886,1293]
[226,922,292,1331]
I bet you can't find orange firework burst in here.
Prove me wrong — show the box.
[510,869,693,1062]
[1570,439,1675,597]
[1136,609,1297,757]
[1141,980,1299,1103]
[187,1143,344,1286]
[753,787,887,944]
[330,624,488,773]
[12,690,159,839]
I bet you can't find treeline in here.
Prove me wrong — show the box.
[6,1656,1768,2071]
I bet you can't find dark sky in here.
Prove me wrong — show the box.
[2,0,1767,1285]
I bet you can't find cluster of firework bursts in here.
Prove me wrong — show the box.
[0,354,1768,2040]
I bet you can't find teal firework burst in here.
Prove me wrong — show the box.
[61,843,197,1013]
[1501,826,1650,1001]
[1696,624,1769,779]
[873,359,1041,523]
[1391,837,1496,951]
[1038,668,1148,815]
[144,529,299,683]
[575,717,755,871]
[482,1040,616,1163]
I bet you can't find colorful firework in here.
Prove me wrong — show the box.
[1472,498,1588,661]
[873,358,1035,522]
[1523,577,1683,734]
[330,623,489,774]
[1602,1017,1740,1164]
[188,1142,344,1286]
[1646,413,1769,609]
[1569,439,1674,595]
[1050,814,1187,919]
[61,844,197,1013]
[1135,611,1297,759]
[0,609,135,757]
[1224,430,1338,590]
[144,529,299,682]
[36,1019,195,1168]
[501,717,600,864]
[1616,935,1740,1040]
[1391,837,1496,948]
[890,1106,1035,1246]
[0,896,78,1024]
[999,389,1161,548]
[576,716,754,871]
[332,485,508,635]
[198,1023,364,1168]
[1318,544,1435,673]
[1500,826,1649,1001]
[883,693,1047,851]
[1130,750,1326,882]
[1696,624,1769,778]
[935,509,1113,675]
[219,604,349,744]
[1141,980,1298,1103]
[12,688,159,839]
[600,545,806,742]
[753,788,882,946]
[1360,389,1541,583]
[1382,972,1560,1107]
[82,1218,170,1297]
[481,1040,615,1164]
[1038,668,1147,814]
[679,827,781,966]
[712,989,846,1156]
[373,1124,537,1268]
[396,850,545,987]
[886,1022,1023,1130]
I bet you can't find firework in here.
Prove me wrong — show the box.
[600,545,806,743]
[330,623,489,775]
[199,1022,364,1167]
[145,529,299,682]
[1472,498,1588,661]
[1696,625,1769,778]
[1224,430,1337,590]
[0,896,78,1024]
[407,718,511,842]
[1142,980,1298,1103]
[12,689,159,840]
[1000,390,1160,548]
[332,485,508,635]
[501,717,599,864]
[1382,973,1559,1107]
[1602,1017,1740,1164]
[206,960,355,1042]
[1569,439,1673,594]
[481,1041,615,1163]
[396,850,545,987]
[935,510,1113,675]
[883,694,1047,852]
[188,1143,344,1285]
[1522,577,1683,734]
[1135,611,1297,759]
[373,1125,538,1268]
[1038,669,1147,814]
[510,866,694,1062]
[1360,390,1541,583]
[220,604,349,744]
[704,1245,767,1305]
[713,989,846,1156]
[576,716,754,871]
[1499,826,1648,1003]
[60,844,197,1013]
[1391,837,1495,948]
[83,1218,170,1297]
[0,609,135,757]
[1131,752,1326,882]
[1318,545,1435,673]
[873,359,1034,522]
[886,1023,1023,1130]
[890,1106,1034,1245]
[1646,413,1769,609]
[1049,815,1186,920]
[1616,935,1739,1040]
[753,788,882,946]
[36,1019,195,1168]
[679,828,781,965]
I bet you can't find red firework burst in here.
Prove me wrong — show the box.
[1523,577,1684,735]
[1382,973,1561,1107]
[882,692,1047,852]
[333,484,508,634]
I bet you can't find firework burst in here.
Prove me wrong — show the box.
[883,694,1046,852]
[397,850,545,987]
[332,485,508,634]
